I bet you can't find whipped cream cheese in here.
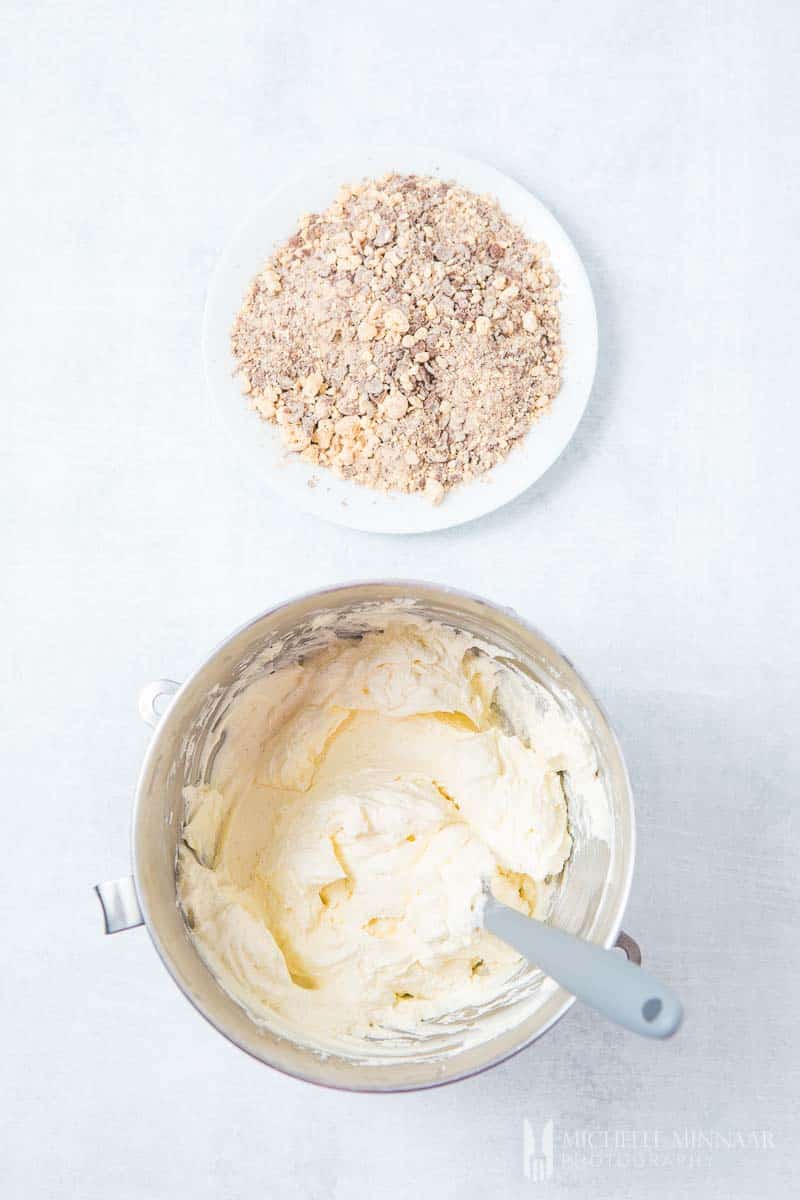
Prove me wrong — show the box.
[177,616,608,1055]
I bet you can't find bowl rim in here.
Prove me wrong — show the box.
[132,579,635,1092]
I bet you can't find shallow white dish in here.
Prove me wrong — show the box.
[203,146,598,534]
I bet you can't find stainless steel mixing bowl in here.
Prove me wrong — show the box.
[96,581,638,1091]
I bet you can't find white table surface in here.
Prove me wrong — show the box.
[3,2,797,1196]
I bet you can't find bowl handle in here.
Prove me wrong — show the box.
[138,678,180,728]
[94,681,183,935]
[95,876,144,934]
[615,930,642,965]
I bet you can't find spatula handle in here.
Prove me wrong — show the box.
[483,896,683,1039]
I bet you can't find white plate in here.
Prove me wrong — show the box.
[202,146,598,534]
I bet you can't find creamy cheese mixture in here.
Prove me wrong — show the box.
[177,617,607,1054]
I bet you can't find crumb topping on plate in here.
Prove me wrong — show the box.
[231,173,563,503]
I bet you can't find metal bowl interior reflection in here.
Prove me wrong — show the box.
[133,582,634,1091]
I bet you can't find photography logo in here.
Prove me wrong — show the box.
[523,1118,554,1183]
[522,1116,776,1183]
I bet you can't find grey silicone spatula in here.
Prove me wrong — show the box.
[482,892,683,1038]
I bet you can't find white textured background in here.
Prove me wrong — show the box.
[2,2,798,1196]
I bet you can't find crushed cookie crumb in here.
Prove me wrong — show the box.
[231,174,562,502]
